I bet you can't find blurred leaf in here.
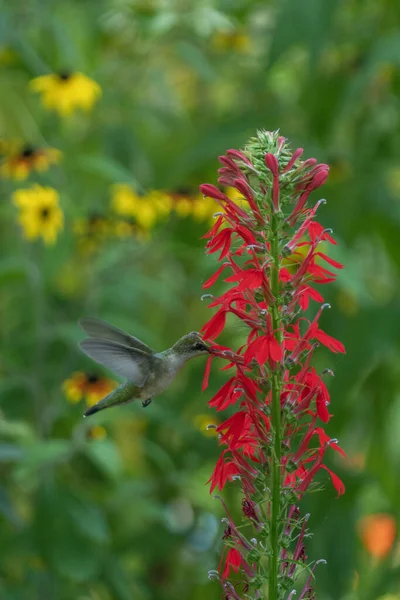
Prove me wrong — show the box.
[84,439,123,479]
[269,0,340,67]
[0,486,22,527]
[68,499,109,544]
[0,443,24,462]
[0,258,28,286]
[34,484,103,582]
[77,155,139,185]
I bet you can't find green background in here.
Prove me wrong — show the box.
[1,0,400,598]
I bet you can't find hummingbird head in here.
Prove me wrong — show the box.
[172,332,210,361]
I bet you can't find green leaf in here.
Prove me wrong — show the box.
[77,155,139,185]
[84,439,123,480]
[0,443,25,462]
[68,500,109,544]
[0,258,28,286]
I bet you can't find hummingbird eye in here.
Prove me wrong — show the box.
[194,342,206,351]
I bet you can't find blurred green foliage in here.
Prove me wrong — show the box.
[1,0,400,599]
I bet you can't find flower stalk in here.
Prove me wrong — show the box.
[200,130,345,599]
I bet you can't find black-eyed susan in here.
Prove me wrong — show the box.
[111,184,141,218]
[113,219,149,242]
[63,371,117,408]
[111,184,172,231]
[73,212,113,256]
[88,425,107,440]
[73,212,110,239]
[12,185,63,245]
[30,71,101,117]
[212,29,251,53]
[1,144,61,180]
[171,188,193,218]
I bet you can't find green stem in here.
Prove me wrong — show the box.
[268,214,283,600]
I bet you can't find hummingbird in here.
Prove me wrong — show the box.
[78,317,210,417]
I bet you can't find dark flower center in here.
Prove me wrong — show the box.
[21,145,36,158]
[40,207,51,220]
[58,71,72,81]
[174,186,192,196]
[86,373,99,384]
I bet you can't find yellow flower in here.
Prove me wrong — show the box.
[224,186,248,211]
[146,190,173,218]
[73,213,110,238]
[12,185,63,245]
[30,72,101,117]
[111,185,172,230]
[111,184,140,217]
[192,193,218,222]
[174,197,193,218]
[113,219,149,241]
[1,144,61,180]
[88,425,107,440]
[193,414,219,437]
[170,189,198,219]
[62,371,117,407]
[212,30,251,53]
[73,213,111,257]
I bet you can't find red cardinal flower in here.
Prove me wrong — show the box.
[200,131,345,599]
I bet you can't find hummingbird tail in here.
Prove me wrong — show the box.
[82,381,139,418]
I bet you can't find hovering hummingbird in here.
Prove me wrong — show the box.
[78,317,210,417]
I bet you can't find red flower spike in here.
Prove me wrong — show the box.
[200,131,344,598]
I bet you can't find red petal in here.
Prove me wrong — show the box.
[269,335,282,362]
[202,356,213,391]
[279,268,291,282]
[316,391,330,422]
[203,264,229,289]
[314,328,346,353]
[222,548,241,578]
[316,253,344,269]
[321,465,345,496]
[244,336,269,365]
[201,309,227,340]
[226,149,254,167]
[219,233,233,260]
[200,184,230,202]
[264,153,279,176]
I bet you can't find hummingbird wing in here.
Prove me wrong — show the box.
[79,318,154,354]
[79,339,158,386]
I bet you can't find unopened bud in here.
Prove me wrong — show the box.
[247,549,260,563]
[285,459,298,473]
[250,575,264,590]
[260,524,270,539]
